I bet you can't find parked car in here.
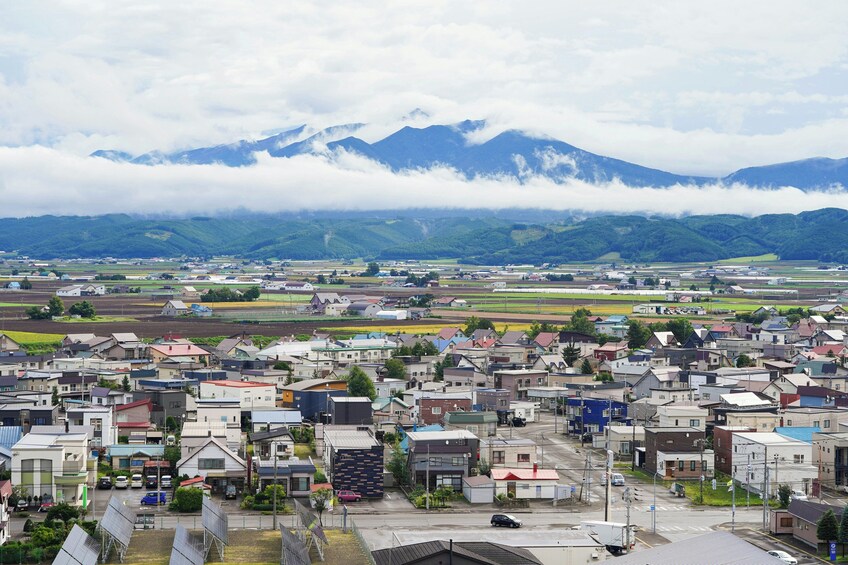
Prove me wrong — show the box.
[15,499,27,511]
[115,476,129,489]
[145,476,158,489]
[491,514,522,528]
[140,491,167,506]
[98,476,113,490]
[131,474,143,488]
[225,485,237,500]
[766,550,797,564]
[790,490,808,501]
[38,501,55,512]
[511,417,526,428]
[337,490,362,502]
[610,473,625,487]
[161,475,172,489]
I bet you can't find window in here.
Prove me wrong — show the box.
[451,457,464,466]
[492,451,505,464]
[517,453,531,463]
[675,419,679,426]
[690,419,700,427]
[690,461,696,471]
[291,477,310,491]
[825,419,831,429]
[702,393,710,399]
[702,460,707,471]
[431,407,441,415]
[198,458,225,470]
[428,457,442,466]
[678,460,684,471]
[787,420,792,426]
[814,421,820,428]
[794,454,805,464]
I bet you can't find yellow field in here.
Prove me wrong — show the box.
[323,322,536,334]
[0,330,65,343]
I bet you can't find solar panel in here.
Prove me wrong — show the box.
[170,525,205,565]
[52,524,100,565]
[294,500,327,544]
[202,496,228,545]
[309,521,328,545]
[280,526,311,565]
[102,497,135,547]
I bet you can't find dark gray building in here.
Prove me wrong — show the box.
[406,430,480,491]
[132,390,190,427]
[323,429,383,498]
[329,397,373,425]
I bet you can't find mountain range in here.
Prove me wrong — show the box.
[2,209,848,263]
[91,120,848,191]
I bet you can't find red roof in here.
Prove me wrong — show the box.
[149,343,209,357]
[437,327,461,340]
[491,468,559,481]
[710,325,733,333]
[812,345,845,356]
[310,483,333,492]
[116,399,152,412]
[534,332,557,347]
[179,477,211,489]
[0,480,11,499]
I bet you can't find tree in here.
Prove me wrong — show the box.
[383,358,407,380]
[165,416,178,433]
[347,366,376,400]
[164,445,182,467]
[47,296,64,317]
[169,487,203,512]
[665,318,694,343]
[314,470,327,484]
[121,375,131,392]
[364,262,380,276]
[434,354,454,382]
[51,386,59,406]
[818,508,840,547]
[736,354,755,368]
[20,277,32,290]
[626,320,651,349]
[580,358,593,375]
[387,441,410,486]
[566,308,596,336]
[242,286,261,301]
[778,484,791,508]
[68,300,96,318]
[463,316,495,336]
[310,487,333,525]
[46,502,80,523]
[562,342,581,366]
[628,276,637,285]
[839,503,848,556]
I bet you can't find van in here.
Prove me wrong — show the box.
[131,474,143,488]
[166,435,176,446]
[161,475,172,489]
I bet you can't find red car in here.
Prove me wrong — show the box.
[337,490,361,502]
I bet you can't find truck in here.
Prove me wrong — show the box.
[578,520,636,555]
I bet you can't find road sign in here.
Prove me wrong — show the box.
[712,478,717,491]
[650,505,655,511]
[831,542,837,561]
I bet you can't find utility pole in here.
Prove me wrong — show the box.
[697,438,705,504]
[746,452,751,510]
[624,487,632,552]
[762,447,769,531]
[604,450,612,522]
[272,454,278,528]
[426,442,430,511]
[731,477,736,532]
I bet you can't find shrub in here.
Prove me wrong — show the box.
[240,495,255,510]
[22,518,33,533]
[314,470,327,484]
[169,487,203,512]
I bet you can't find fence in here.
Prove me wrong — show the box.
[349,518,377,565]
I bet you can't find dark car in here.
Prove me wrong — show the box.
[511,417,526,428]
[140,491,167,506]
[225,485,237,500]
[98,476,113,490]
[490,514,522,528]
[145,476,158,489]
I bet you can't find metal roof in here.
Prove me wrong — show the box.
[613,531,784,565]
[324,429,381,450]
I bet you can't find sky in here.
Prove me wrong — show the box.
[1,1,848,217]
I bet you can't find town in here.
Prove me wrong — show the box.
[0,257,844,564]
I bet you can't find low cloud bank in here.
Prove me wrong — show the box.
[0,145,845,218]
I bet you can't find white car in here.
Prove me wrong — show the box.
[130,474,143,488]
[115,476,129,489]
[790,490,808,501]
[766,550,797,564]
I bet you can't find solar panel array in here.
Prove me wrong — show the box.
[169,524,205,565]
[202,496,228,545]
[102,497,135,547]
[280,526,310,565]
[294,500,328,544]
[52,524,100,565]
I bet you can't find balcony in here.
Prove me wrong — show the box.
[55,472,87,486]
[63,460,84,474]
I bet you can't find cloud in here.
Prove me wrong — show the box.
[1,145,848,218]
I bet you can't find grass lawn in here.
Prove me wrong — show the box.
[56,316,137,323]
[294,444,315,459]
[617,467,774,508]
[0,330,64,343]
[0,302,37,307]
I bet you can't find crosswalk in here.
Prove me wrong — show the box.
[637,505,692,512]
[655,525,714,533]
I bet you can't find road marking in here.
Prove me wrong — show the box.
[738,528,830,564]
[635,536,653,548]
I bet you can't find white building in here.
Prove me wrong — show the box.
[657,405,708,431]
[176,436,246,491]
[66,406,116,448]
[12,431,91,506]
[731,432,817,497]
[199,381,276,410]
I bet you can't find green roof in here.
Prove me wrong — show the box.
[444,411,498,424]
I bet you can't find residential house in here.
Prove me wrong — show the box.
[105,444,164,474]
[643,427,713,481]
[812,431,848,492]
[248,428,295,460]
[565,397,629,437]
[0,427,23,471]
[199,381,276,410]
[493,369,548,401]
[161,300,190,316]
[731,432,816,497]
[176,436,246,494]
[480,438,537,468]
[254,456,316,497]
[115,399,153,441]
[250,409,303,432]
[712,426,756,475]
[371,397,413,426]
[787,499,843,551]
[0,335,21,353]
[323,429,383,498]
[0,481,10,545]
[418,394,473,425]
[406,430,479,492]
[593,342,629,362]
[66,406,115,449]
[148,343,211,364]
[656,405,708,431]
[443,411,498,437]
[646,331,678,350]
[607,426,645,460]
[180,421,230,459]
[474,389,511,412]
[328,397,373,425]
[310,293,349,314]
[491,465,560,499]
[13,431,91,506]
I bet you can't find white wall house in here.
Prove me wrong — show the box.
[176,436,246,485]
[657,405,708,431]
[66,406,116,448]
[199,381,276,410]
[491,467,560,499]
[731,432,817,497]
[12,431,91,506]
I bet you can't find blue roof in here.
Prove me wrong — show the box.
[352,332,387,340]
[775,427,820,444]
[0,426,22,450]
[106,444,165,457]
[399,424,443,452]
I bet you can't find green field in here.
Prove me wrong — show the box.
[0,330,65,343]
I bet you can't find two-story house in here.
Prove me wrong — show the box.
[406,430,480,492]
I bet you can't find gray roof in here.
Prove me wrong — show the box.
[613,531,785,565]
[788,498,844,523]
[373,541,541,565]
[324,429,380,450]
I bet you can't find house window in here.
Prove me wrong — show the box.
[703,393,710,399]
[814,421,820,428]
[702,460,707,471]
[492,451,505,464]
[690,419,700,427]
[794,454,805,464]
[690,461,696,471]
[787,420,792,426]
[678,460,684,471]
[431,407,441,415]
[291,477,310,491]
[451,457,464,466]
[825,420,831,429]
[674,419,679,426]
[429,457,442,466]
[518,454,531,463]
[198,458,225,470]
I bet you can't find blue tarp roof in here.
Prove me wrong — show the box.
[775,426,820,444]
[399,424,443,452]
[0,426,22,450]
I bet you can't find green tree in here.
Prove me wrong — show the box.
[242,286,261,301]
[665,318,694,343]
[580,358,593,375]
[263,484,286,505]
[347,366,377,400]
[628,276,637,285]
[309,487,333,525]
[778,484,791,508]
[818,508,840,547]
[169,487,203,512]
[387,442,410,486]
[383,358,407,380]
[68,300,96,318]
[51,386,59,406]
[46,502,80,523]
[164,445,182,467]
[562,342,581,366]
[121,375,131,392]
[736,354,755,368]
[626,320,651,349]
[313,470,327,484]
[364,262,380,276]
[47,296,64,317]
[839,503,848,556]
[165,416,178,432]
[20,277,32,290]
[434,354,454,382]
[566,308,596,336]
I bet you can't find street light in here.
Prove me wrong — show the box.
[652,463,664,534]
